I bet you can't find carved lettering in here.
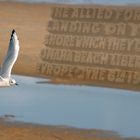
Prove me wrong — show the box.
[38,5,140,91]
[51,7,140,22]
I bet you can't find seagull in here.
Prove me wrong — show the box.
[0,30,20,87]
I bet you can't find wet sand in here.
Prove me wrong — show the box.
[0,117,139,140]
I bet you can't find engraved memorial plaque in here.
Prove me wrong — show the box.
[37,5,140,91]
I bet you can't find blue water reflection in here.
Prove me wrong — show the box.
[0,75,140,137]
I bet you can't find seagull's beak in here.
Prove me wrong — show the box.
[15,83,19,86]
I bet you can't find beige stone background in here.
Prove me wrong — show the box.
[0,2,140,91]
[0,2,50,76]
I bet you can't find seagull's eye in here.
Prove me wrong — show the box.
[10,80,15,84]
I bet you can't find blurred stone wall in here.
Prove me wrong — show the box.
[37,5,140,91]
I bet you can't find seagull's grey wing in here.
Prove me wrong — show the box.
[0,30,20,78]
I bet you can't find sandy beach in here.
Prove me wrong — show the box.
[0,117,139,140]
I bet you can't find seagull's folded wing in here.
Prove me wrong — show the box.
[0,30,20,78]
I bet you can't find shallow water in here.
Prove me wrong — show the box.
[1,0,140,5]
[0,75,140,137]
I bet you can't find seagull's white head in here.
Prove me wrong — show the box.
[10,79,18,86]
